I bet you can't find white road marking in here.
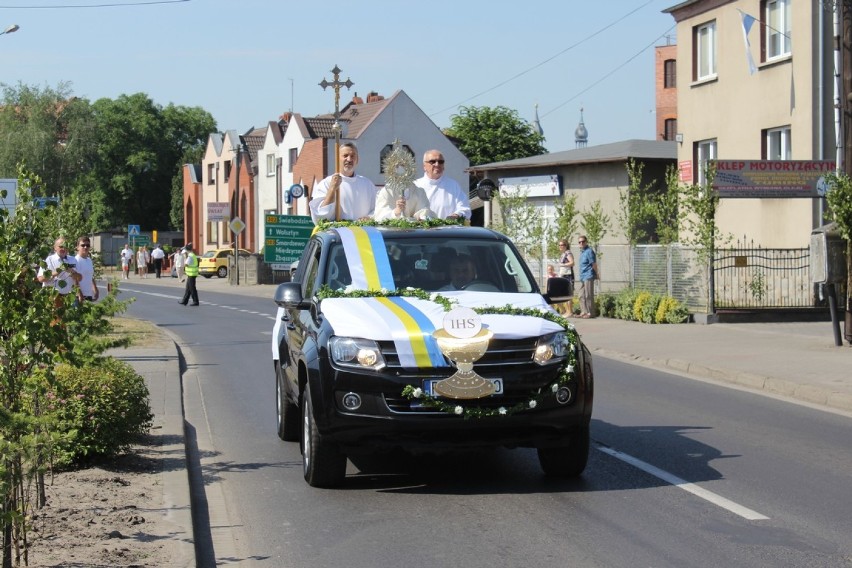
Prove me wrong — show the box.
[596,445,770,521]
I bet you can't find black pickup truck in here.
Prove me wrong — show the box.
[272,224,593,487]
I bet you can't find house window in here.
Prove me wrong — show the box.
[664,119,678,142]
[207,163,215,185]
[224,161,232,182]
[696,139,717,186]
[764,0,791,60]
[379,144,414,173]
[288,148,298,173]
[764,126,791,160]
[207,221,218,244]
[694,21,717,80]
[266,154,275,177]
[664,59,676,88]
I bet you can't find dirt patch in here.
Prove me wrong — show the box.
[26,435,178,568]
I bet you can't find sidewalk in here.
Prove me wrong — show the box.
[570,315,852,414]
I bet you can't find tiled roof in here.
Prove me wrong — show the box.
[303,117,344,139]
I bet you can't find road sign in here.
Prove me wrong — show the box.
[128,224,140,236]
[131,235,150,246]
[229,216,246,234]
[263,214,313,264]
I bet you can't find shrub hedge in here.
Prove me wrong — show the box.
[596,288,689,324]
[41,357,153,467]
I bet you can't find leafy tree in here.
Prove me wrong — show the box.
[547,193,580,258]
[0,166,131,567]
[618,159,656,246]
[0,83,215,233]
[823,172,852,313]
[492,187,546,269]
[580,199,610,252]
[444,105,547,167]
[652,165,682,246]
[0,82,97,199]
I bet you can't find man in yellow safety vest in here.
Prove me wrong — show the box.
[178,243,200,306]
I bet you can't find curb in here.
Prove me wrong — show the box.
[590,347,852,415]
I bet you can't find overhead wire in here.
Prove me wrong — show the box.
[540,24,676,119]
[0,0,189,8]
[427,0,655,118]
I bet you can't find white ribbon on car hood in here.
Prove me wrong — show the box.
[320,292,565,368]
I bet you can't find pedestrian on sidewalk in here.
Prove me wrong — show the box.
[557,238,575,315]
[577,235,598,319]
[137,246,150,279]
[178,243,199,306]
[151,244,165,278]
[171,247,186,281]
[120,243,134,280]
[74,236,99,303]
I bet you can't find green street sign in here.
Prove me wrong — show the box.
[131,235,151,246]
[263,214,313,264]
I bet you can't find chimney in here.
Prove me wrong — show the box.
[351,92,364,105]
[366,91,384,103]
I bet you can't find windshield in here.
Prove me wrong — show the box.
[201,251,216,258]
[324,236,536,293]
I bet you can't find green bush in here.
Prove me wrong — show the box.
[632,291,653,321]
[639,294,662,323]
[43,358,153,466]
[657,296,690,323]
[614,288,640,321]
[596,293,617,318]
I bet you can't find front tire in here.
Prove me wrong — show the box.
[301,387,346,487]
[537,426,590,478]
[275,362,299,441]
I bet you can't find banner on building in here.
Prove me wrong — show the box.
[713,160,835,198]
[208,202,231,221]
[498,175,562,198]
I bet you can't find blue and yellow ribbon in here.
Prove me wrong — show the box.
[364,297,447,368]
[337,226,395,291]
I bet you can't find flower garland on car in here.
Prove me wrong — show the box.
[316,286,579,419]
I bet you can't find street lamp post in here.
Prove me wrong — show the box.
[0,24,19,36]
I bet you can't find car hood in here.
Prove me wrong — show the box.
[320,292,566,368]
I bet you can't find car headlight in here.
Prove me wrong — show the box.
[329,337,386,371]
[533,332,569,365]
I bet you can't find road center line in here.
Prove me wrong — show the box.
[595,445,769,521]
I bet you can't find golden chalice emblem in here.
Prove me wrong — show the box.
[432,308,495,399]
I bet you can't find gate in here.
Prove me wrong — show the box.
[713,238,812,308]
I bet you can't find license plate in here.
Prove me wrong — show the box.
[423,378,503,397]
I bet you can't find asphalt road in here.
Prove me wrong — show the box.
[123,282,852,568]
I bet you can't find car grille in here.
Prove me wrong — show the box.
[378,336,538,369]
[378,337,566,414]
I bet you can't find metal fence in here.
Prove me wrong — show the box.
[713,238,812,308]
[631,245,709,312]
[630,241,814,311]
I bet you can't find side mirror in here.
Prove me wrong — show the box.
[274,281,307,309]
[544,276,572,304]
[476,178,497,201]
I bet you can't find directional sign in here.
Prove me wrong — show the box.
[263,214,313,265]
[131,234,150,246]
[128,224,140,236]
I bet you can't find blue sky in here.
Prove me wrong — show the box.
[0,0,677,153]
